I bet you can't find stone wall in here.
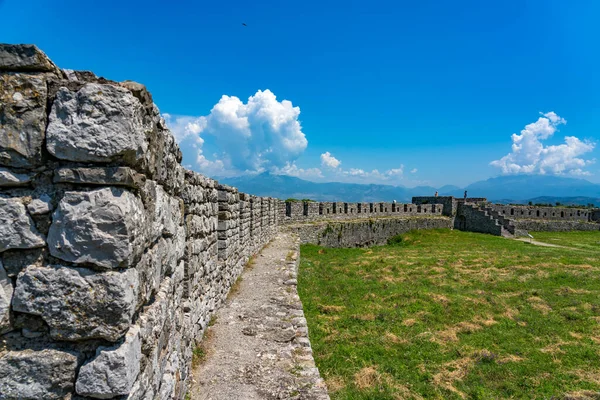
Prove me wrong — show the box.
[512,219,600,233]
[288,216,452,247]
[488,204,591,221]
[281,200,443,224]
[0,44,282,400]
[455,204,503,236]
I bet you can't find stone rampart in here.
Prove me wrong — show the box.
[289,216,452,247]
[281,200,443,223]
[488,204,591,221]
[0,44,282,400]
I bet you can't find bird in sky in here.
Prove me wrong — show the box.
[242,23,247,27]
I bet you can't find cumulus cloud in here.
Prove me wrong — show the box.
[320,152,341,169]
[490,112,595,176]
[165,89,307,176]
[271,162,324,180]
[410,168,418,174]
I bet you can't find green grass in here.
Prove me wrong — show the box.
[298,229,600,399]
[531,231,600,252]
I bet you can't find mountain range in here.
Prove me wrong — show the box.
[219,173,600,206]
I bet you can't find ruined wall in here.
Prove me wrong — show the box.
[289,216,452,247]
[0,45,282,400]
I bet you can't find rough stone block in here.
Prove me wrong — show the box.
[47,187,146,269]
[0,167,31,187]
[46,83,147,163]
[26,194,52,215]
[0,349,78,400]
[0,197,45,253]
[54,166,146,188]
[0,72,48,167]
[12,265,138,341]
[0,260,13,334]
[76,325,141,398]
[0,44,59,72]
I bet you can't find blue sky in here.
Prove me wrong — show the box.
[2,0,599,187]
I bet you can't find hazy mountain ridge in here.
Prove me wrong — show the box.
[218,173,600,206]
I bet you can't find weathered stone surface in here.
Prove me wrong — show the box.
[0,73,48,167]
[54,166,146,188]
[46,83,148,163]
[0,260,13,334]
[26,194,52,215]
[0,44,58,72]
[120,80,153,108]
[12,265,138,341]
[0,168,31,187]
[0,197,45,252]
[76,325,141,398]
[0,349,78,400]
[47,187,146,269]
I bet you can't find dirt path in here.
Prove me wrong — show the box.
[189,232,330,400]
[515,238,574,249]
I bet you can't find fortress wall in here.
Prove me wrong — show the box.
[289,217,452,247]
[456,204,503,236]
[0,45,282,400]
[489,204,590,221]
[512,219,600,233]
[279,201,444,224]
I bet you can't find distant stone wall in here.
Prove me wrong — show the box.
[0,44,281,400]
[513,219,600,233]
[288,216,452,247]
[489,204,590,221]
[281,200,443,223]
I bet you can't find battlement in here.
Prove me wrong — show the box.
[280,200,444,223]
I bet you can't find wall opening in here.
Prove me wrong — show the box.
[561,211,564,218]
[536,210,540,217]
[417,205,422,213]
[285,202,291,217]
[319,203,323,215]
[303,202,309,216]
[404,204,408,212]
[511,209,514,216]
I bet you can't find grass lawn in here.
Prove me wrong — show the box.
[298,229,600,400]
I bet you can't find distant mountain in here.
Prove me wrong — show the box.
[466,175,600,202]
[219,172,435,202]
[219,172,600,206]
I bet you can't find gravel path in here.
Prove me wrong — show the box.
[189,232,330,400]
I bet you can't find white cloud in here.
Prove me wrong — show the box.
[410,168,418,173]
[272,162,324,179]
[165,89,307,176]
[320,152,341,169]
[490,112,595,176]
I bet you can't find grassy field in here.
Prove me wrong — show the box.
[298,229,600,400]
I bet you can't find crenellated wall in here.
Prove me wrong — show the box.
[280,200,443,223]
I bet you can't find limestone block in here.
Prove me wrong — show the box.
[143,180,182,242]
[0,349,78,400]
[0,197,45,253]
[0,72,48,167]
[0,44,59,72]
[47,188,146,269]
[46,83,148,163]
[0,260,13,334]
[12,265,138,341]
[0,168,31,187]
[26,194,52,215]
[54,166,146,188]
[76,325,141,398]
